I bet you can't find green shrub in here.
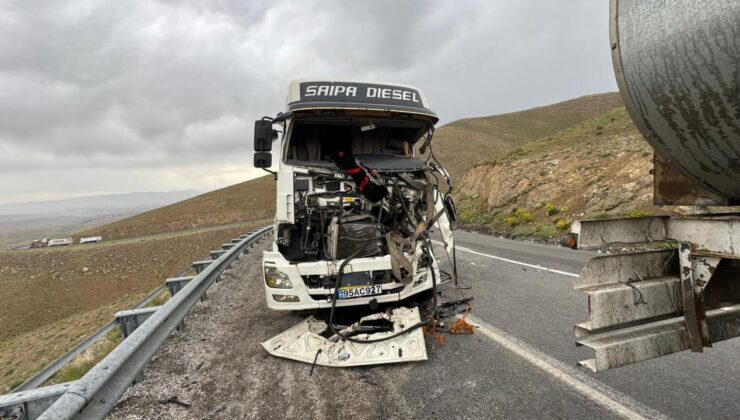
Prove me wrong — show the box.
[555,219,571,231]
[624,209,654,218]
[544,203,567,217]
[585,212,609,220]
[506,208,534,226]
[457,196,500,226]
[513,223,558,240]
[508,147,525,157]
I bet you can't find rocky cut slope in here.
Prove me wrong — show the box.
[431,93,624,183]
[455,107,658,239]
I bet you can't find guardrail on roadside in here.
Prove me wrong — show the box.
[0,226,272,420]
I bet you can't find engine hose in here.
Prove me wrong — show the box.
[327,236,439,344]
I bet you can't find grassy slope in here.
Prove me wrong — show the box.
[0,224,263,392]
[75,175,276,241]
[431,92,623,183]
[1,176,276,392]
[456,107,661,239]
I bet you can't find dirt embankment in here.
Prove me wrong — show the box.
[0,225,257,393]
[455,108,659,239]
[431,92,623,184]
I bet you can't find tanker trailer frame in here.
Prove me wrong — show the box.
[568,0,740,371]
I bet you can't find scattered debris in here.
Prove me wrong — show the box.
[158,395,191,409]
[449,317,476,335]
[436,297,474,318]
[261,307,428,367]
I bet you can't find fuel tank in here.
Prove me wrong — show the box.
[611,0,740,200]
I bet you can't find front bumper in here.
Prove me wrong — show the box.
[262,250,438,310]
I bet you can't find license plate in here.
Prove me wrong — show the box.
[337,285,382,299]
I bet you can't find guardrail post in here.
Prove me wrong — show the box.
[116,307,160,339]
[192,260,212,274]
[0,382,75,420]
[210,250,226,260]
[230,239,243,260]
[222,243,235,250]
[115,307,161,384]
[166,276,202,304]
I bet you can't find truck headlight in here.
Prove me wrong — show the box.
[264,266,293,288]
[273,294,300,303]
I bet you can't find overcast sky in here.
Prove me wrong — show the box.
[0,0,617,204]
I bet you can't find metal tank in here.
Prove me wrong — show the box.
[569,0,740,372]
[610,0,740,201]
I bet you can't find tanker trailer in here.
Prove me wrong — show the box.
[568,0,740,371]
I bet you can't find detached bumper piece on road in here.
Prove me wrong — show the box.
[261,307,428,367]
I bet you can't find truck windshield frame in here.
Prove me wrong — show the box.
[284,115,431,170]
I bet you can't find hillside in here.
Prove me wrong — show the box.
[1,176,276,392]
[456,107,660,239]
[431,92,623,183]
[0,224,260,392]
[0,190,201,216]
[76,175,276,241]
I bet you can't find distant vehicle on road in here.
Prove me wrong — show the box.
[30,239,48,248]
[79,236,102,244]
[47,238,73,247]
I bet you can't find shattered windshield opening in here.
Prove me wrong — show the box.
[285,117,430,170]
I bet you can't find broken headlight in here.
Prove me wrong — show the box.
[264,266,293,289]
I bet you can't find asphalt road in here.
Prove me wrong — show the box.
[110,231,740,419]
[447,230,740,420]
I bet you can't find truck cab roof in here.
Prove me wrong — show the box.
[284,79,438,123]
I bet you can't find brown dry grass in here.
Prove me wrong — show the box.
[0,224,258,393]
[430,92,623,183]
[75,175,275,241]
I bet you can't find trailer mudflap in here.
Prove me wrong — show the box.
[261,307,428,367]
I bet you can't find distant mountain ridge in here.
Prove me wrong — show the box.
[0,190,202,217]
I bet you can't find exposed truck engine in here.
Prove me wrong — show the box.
[568,0,740,371]
[253,79,456,313]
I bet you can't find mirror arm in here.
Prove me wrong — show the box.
[261,167,277,180]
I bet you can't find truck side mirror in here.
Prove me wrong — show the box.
[254,119,276,169]
[254,119,275,152]
[254,152,272,168]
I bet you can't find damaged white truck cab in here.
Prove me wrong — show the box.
[254,79,457,311]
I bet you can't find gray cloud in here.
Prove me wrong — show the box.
[0,0,616,204]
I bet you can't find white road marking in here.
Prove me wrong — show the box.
[432,240,579,277]
[464,314,668,420]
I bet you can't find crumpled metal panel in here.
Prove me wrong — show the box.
[261,306,428,367]
[612,0,740,200]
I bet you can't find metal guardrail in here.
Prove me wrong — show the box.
[12,285,167,393]
[0,226,271,420]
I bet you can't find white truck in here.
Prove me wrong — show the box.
[254,80,458,366]
[254,80,457,312]
[47,238,73,247]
